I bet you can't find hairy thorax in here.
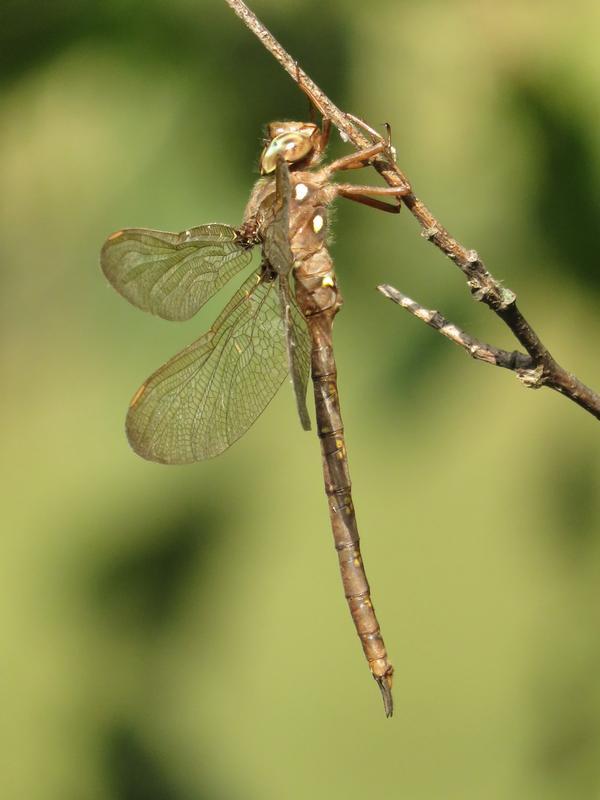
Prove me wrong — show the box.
[246,168,340,317]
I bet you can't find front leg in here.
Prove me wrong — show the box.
[325,117,399,176]
[345,112,386,142]
[324,141,390,176]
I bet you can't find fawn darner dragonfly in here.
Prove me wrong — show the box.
[101,116,409,716]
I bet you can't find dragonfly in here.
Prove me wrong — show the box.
[101,113,410,716]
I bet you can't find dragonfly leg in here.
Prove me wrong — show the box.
[294,63,332,159]
[325,141,389,175]
[295,61,329,124]
[346,112,389,145]
[319,116,331,152]
[336,182,411,214]
[346,116,397,168]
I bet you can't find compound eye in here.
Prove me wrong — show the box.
[260,132,314,174]
[279,133,313,162]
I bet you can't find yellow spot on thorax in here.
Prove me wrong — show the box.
[295,183,309,201]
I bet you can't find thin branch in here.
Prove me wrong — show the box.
[377,284,533,373]
[225,0,600,421]
[380,282,600,417]
[224,0,371,149]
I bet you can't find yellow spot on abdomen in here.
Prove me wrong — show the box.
[108,230,124,241]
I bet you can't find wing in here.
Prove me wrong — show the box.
[279,277,311,430]
[263,159,294,276]
[126,271,290,463]
[264,158,311,429]
[100,224,253,321]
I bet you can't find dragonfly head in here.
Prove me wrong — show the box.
[260,121,323,175]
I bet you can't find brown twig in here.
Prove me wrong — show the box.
[225,0,600,421]
[378,284,534,372]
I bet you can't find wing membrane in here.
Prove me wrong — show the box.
[279,278,311,430]
[126,271,290,463]
[101,224,253,321]
[264,158,311,429]
[263,159,294,276]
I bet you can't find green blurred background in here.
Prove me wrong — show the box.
[2,1,600,798]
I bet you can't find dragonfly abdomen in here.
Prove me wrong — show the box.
[298,285,395,716]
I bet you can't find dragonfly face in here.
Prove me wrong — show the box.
[260,121,322,175]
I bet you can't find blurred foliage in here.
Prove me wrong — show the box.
[104,722,233,800]
[507,78,600,292]
[90,505,227,634]
[1,2,599,800]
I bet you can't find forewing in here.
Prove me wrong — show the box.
[126,271,289,463]
[279,278,311,430]
[263,159,294,276]
[101,224,253,321]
